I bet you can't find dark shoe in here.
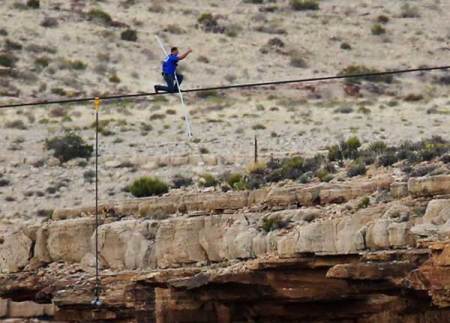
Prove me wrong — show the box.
[154,85,159,94]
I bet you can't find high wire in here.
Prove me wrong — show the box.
[0,65,449,110]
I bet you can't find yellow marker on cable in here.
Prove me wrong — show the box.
[94,97,101,112]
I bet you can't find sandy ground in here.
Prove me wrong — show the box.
[0,0,449,220]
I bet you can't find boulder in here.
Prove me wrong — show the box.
[96,220,158,270]
[46,218,96,263]
[423,199,450,225]
[408,175,450,196]
[0,227,32,273]
[156,217,206,268]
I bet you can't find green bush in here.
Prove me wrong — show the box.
[197,13,221,33]
[261,216,284,232]
[377,15,390,24]
[377,152,398,167]
[357,196,370,209]
[371,23,386,35]
[171,174,193,188]
[129,176,169,197]
[316,168,333,182]
[340,42,351,50]
[0,53,17,68]
[88,9,113,25]
[5,119,27,130]
[290,0,319,11]
[35,56,50,68]
[121,29,137,42]
[289,51,307,68]
[367,141,388,155]
[5,39,22,51]
[328,136,361,161]
[27,0,40,9]
[45,132,93,162]
[347,160,366,177]
[226,173,248,190]
[199,173,218,187]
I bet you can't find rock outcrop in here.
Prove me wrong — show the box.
[1,175,450,322]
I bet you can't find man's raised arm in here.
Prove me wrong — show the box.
[178,48,193,60]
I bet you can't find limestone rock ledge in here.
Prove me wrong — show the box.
[0,175,449,322]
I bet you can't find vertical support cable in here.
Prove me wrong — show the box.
[92,97,102,307]
[254,135,258,164]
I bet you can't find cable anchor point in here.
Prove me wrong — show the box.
[94,97,101,112]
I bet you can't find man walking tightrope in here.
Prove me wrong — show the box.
[154,47,192,93]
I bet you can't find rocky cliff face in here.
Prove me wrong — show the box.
[1,174,450,322]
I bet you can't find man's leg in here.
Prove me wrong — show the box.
[165,74,177,93]
[174,73,183,92]
[154,74,171,93]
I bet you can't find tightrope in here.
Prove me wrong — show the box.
[0,65,448,109]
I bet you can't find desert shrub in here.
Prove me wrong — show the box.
[347,160,367,177]
[289,51,307,68]
[199,147,209,154]
[45,132,93,162]
[400,4,420,18]
[0,53,17,68]
[290,0,319,11]
[41,17,58,28]
[27,0,40,9]
[252,124,266,130]
[196,90,219,99]
[441,155,450,164]
[88,9,113,25]
[171,174,193,188]
[197,13,223,33]
[339,65,393,84]
[357,196,370,209]
[51,88,66,96]
[148,3,164,13]
[329,136,362,160]
[226,173,248,190]
[225,24,242,38]
[377,151,398,167]
[35,56,50,68]
[83,170,96,183]
[199,173,218,187]
[377,15,390,24]
[129,176,169,197]
[315,168,333,182]
[5,39,22,51]
[371,24,386,35]
[409,165,437,178]
[150,113,166,120]
[334,106,353,114]
[5,119,27,129]
[109,74,121,83]
[367,141,388,155]
[340,42,351,50]
[49,107,67,118]
[261,216,284,232]
[244,0,264,3]
[0,178,10,187]
[121,29,137,42]
[165,24,185,34]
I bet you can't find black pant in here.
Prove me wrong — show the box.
[155,73,183,93]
